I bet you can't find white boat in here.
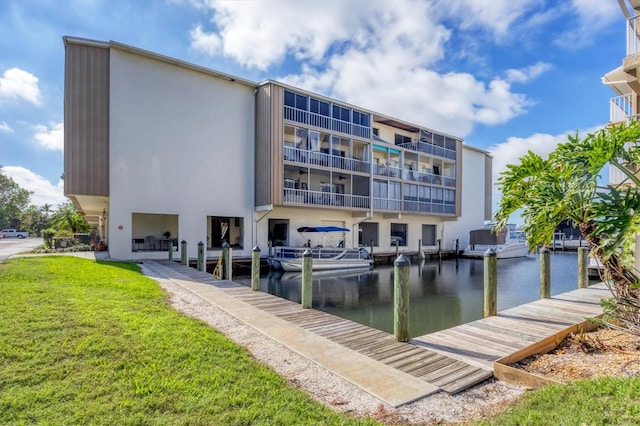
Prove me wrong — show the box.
[268,226,373,272]
[463,225,530,259]
[588,255,603,279]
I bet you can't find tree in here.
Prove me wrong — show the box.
[494,121,640,335]
[49,202,89,234]
[0,167,32,229]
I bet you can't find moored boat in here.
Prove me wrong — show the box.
[268,226,373,271]
[463,225,530,259]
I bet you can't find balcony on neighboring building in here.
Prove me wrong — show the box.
[610,94,634,123]
[628,14,640,57]
[283,188,370,209]
[284,146,370,173]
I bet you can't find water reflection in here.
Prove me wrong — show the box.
[237,253,597,337]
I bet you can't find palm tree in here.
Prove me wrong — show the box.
[494,121,640,334]
[50,202,89,234]
[40,203,52,217]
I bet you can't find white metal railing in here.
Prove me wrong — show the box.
[610,94,633,123]
[284,106,371,139]
[373,163,402,178]
[399,141,457,160]
[628,15,640,56]
[372,197,402,211]
[403,200,455,214]
[283,188,370,209]
[283,146,370,172]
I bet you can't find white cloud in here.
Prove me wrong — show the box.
[488,124,606,218]
[190,24,221,56]
[0,121,14,133]
[555,0,619,49]
[506,62,552,84]
[34,121,63,151]
[0,67,42,105]
[2,166,66,207]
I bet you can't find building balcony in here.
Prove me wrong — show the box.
[403,199,456,215]
[284,188,370,209]
[373,162,402,178]
[284,106,371,139]
[628,14,640,57]
[372,197,402,211]
[284,146,370,173]
[610,94,634,123]
[397,140,456,160]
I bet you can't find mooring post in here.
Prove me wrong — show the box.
[578,246,588,289]
[455,239,460,256]
[251,246,260,291]
[483,248,497,317]
[394,254,411,342]
[437,238,442,260]
[418,238,424,260]
[197,241,204,272]
[301,249,313,308]
[180,240,187,265]
[222,242,232,281]
[168,239,173,261]
[540,246,551,298]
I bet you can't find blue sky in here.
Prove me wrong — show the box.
[0,0,626,210]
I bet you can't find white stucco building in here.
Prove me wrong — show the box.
[63,37,492,261]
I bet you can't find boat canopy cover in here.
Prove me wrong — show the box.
[470,228,506,245]
[297,226,350,233]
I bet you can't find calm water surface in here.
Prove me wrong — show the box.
[236,252,598,338]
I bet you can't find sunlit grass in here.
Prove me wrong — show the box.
[0,256,378,425]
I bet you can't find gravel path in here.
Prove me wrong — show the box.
[145,265,527,425]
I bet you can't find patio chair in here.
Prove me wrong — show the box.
[144,235,157,250]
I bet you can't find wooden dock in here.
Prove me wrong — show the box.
[142,260,608,406]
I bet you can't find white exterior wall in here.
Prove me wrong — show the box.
[108,49,255,260]
[442,146,489,248]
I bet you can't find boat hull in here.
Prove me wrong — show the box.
[279,259,373,272]
[463,244,530,259]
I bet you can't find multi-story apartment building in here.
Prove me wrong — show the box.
[63,37,492,260]
[602,0,640,271]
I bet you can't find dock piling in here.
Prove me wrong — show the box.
[301,249,312,308]
[168,239,173,261]
[483,248,497,317]
[251,246,260,291]
[540,247,550,298]
[222,242,232,280]
[197,241,204,272]
[394,254,411,342]
[180,240,187,265]
[578,246,588,289]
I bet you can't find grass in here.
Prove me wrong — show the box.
[476,374,640,425]
[0,256,378,425]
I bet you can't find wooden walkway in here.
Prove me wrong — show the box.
[142,260,608,406]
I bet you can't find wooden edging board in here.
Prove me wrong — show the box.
[493,317,601,389]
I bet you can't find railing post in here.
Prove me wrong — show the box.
[301,249,313,308]
[539,247,551,299]
[394,254,410,342]
[168,239,173,261]
[578,247,588,289]
[180,240,187,265]
[197,241,204,272]
[251,246,260,291]
[484,248,497,317]
[222,242,232,281]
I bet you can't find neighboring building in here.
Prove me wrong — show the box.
[63,37,492,260]
[602,0,640,273]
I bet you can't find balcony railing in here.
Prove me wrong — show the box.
[284,146,370,173]
[284,188,370,209]
[373,163,402,178]
[403,200,456,214]
[284,106,371,139]
[628,15,640,56]
[372,197,402,211]
[403,169,455,187]
[398,141,456,160]
[611,94,633,123]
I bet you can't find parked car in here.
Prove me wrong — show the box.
[0,229,29,239]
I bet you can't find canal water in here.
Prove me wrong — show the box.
[235,252,600,338]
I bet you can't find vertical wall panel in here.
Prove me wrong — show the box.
[484,154,493,221]
[64,42,110,197]
[255,84,272,206]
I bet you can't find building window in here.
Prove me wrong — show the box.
[284,90,307,110]
[394,134,412,145]
[352,110,370,126]
[372,128,379,136]
[422,224,436,246]
[391,223,407,246]
[310,98,330,116]
[333,105,350,121]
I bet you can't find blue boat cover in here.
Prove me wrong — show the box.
[297,226,350,233]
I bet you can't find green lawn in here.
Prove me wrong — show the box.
[0,256,378,425]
